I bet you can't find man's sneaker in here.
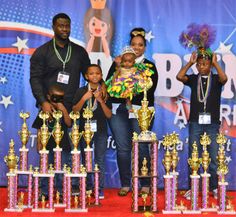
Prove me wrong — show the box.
[99,190,104,199]
[213,189,218,199]
[184,190,191,200]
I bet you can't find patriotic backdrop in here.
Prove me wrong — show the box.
[0,0,236,189]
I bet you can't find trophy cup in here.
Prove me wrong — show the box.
[199,132,215,211]
[162,134,174,214]
[4,139,21,212]
[69,111,83,174]
[141,157,148,176]
[38,111,50,174]
[183,142,202,214]
[169,132,181,212]
[52,110,64,172]
[18,112,31,171]
[133,84,155,141]
[82,106,94,172]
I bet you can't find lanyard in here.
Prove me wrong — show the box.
[53,38,72,71]
[197,73,211,111]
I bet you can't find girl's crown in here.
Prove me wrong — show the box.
[90,0,106,9]
[121,46,136,56]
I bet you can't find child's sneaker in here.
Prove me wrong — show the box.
[99,190,104,199]
[213,189,218,199]
[184,190,191,200]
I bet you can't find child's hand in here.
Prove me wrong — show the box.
[94,90,104,103]
[55,102,66,111]
[212,53,218,67]
[82,90,93,101]
[189,52,197,64]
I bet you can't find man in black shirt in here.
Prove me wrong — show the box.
[30,13,90,113]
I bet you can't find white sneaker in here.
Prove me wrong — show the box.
[184,190,191,200]
[213,189,218,199]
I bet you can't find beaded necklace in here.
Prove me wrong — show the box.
[53,38,72,71]
[87,83,101,111]
[197,73,212,111]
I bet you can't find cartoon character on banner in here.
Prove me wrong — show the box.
[84,0,113,79]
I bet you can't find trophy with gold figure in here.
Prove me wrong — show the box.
[216,133,235,214]
[169,132,181,213]
[199,132,213,211]
[82,106,94,172]
[52,110,64,172]
[69,111,83,174]
[183,142,202,214]
[133,80,155,141]
[4,139,20,212]
[38,111,50,174]
[18,112,31,171]
[162,134,174,213]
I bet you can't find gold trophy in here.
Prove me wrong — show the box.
[141,193,148,211]
[162,134,172,175]
[133,77,155,141]
[52,110,64,149]
[69,111,83,151]
[170,132,180,173]
[18,112,31,150]
[141,157,148,176]
[200,132,211,174]
[188,142,202,176]
[82,106,94,149]
[38,111,50,151]
[4,139,19,173]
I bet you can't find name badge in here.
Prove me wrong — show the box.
[57,71,70,84]
[90,120,97,132]
[198,113,211,125]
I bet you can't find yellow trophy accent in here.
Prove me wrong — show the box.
[18,112,31,150]
[4,139,19,173]
[200,132,211,174]
[141,157,148,176]
[52,110,64,149]
[162,134,172,175]
[170,132,180,172]
[38,111,50,151]
[188,142,202,176]
[216,133,228,182]
[69,111,83,151]
[82,106,94,149]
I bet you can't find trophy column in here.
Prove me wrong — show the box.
[183,142,202,214]
[216,133,236,214]
[4,140,21,212]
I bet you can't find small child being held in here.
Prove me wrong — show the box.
[72,64,112,199]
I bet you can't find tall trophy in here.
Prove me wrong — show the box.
[169,132,181,213]
[38,111,50,174]
[162,134,174,213]
[199,132,213,211]
[69,111,83,174]
[18,112,31,171]
[183,142,202,214]
[4,140,21,212]
[216,133,235,214]
[52,110,64,172]
[131,77,158,212]
[82,106,94,172]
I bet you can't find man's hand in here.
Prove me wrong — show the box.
[211,53,218,67]
[189,52,197,64]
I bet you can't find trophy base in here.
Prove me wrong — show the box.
[4,208,23,212]
[137,131,156,142]
[16,170,33,175]
[162,209,181,214]
[65,208,88,212]
[133,205,157,213]
[32,208,55,212]
[217,211,236,215]
[201,207,218,212]
[54,203,66,208]
[182,210,201,214]
[54,170,64,174]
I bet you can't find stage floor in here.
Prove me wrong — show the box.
[0,187,235,216]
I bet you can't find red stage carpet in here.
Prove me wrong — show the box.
[0,187,235,216]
